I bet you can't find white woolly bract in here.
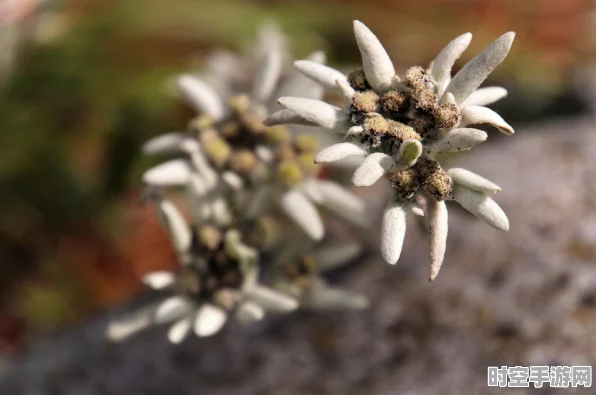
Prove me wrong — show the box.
[277,97,344,130]
[452,186,509,231]
[444,32,515,104]
[460,105,515,135]
[447,168,501,193]
[177,74,226,120]
[430,33,472,96]
[315,142,367,163]
[353,20,395,92]
[194,304,227,337]
[426,199,448,281]
[352,152,394,187]
[428,128,488,154]
[280,189,324,240]
[381,202,407,265]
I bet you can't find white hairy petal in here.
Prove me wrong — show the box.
[315,142,367,164]
[275,50,326,101]
[168,317,192,344]
[222,171,244,191]
[303,280,369,310]
[235,301,265,324]
[142,132,187,155]
[431,33,473,95]
[280,189,324,240]
[312,242,362,272]
[255,145,274,163]
[188,147,218,188]
[245,285,299,313]
[426,199,448,282]
[154,296,193,324]
[409,203,425,217]
[353,20,395,92]
[106,305,155,342]
[252,50,283,102]
[299,178,325,204]
[194,304,227,337]
[462,86,508,107]
[444,32,515,104]
[352,152,394,187]
[336,79,356,99]
[381,202,407,265]
[460,105,514,135]
[397,139,423,166]
[177,75,226,121]
[428,128,488,154]
[156,199,192,258]
[447,168,501,193]
[294,60,348,94]
[452,187,509,231]
[210,198,232,227]
[142,159,191,186]
[141,271,175,290]
[277,97,345,130]
[263,109,318,127]
[315,180,368,227]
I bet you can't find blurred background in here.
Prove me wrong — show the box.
[1,0,596,393]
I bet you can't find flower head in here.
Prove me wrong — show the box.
[108,24,368,343]
[267,20,515,280]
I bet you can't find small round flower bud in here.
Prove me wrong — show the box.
[278,160,304,186]
[230,149,257,175]
[389,169,420,200]
[347,68,370,91]
[351,90,381,113]
[275,143,296,162]
[434,102,460,129]
[266,125,291,143]
[294,134,320,153]
[200,129,231,168]
[198,225,223,251]
[423,169,452,200]
[381,90,406,115]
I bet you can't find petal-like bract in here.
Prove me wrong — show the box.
[430,33,472,95]
[280,189,324,240]
[177,74,226,120]
[452,187,509,231]
[428,128,488,153]
[315,142,367,164]
[447,168,501,193]
[444,32,515,104]
[277,97,345,130]
[353,20,395,92]
[352,153,394,187]
[194,304,227,337]
[381,202,407,265]
[460,105,515,135]
[427,199,448,281]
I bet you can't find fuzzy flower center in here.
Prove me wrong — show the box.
[347,67,458,201]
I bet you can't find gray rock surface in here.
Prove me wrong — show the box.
[1,117,596,394]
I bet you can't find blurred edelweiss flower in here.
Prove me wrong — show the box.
[108,24,368,343]
[267,20,515,280]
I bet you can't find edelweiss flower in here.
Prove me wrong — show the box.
[107,198,298,343]
[142,27,367,241]
[266,20,515,280]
